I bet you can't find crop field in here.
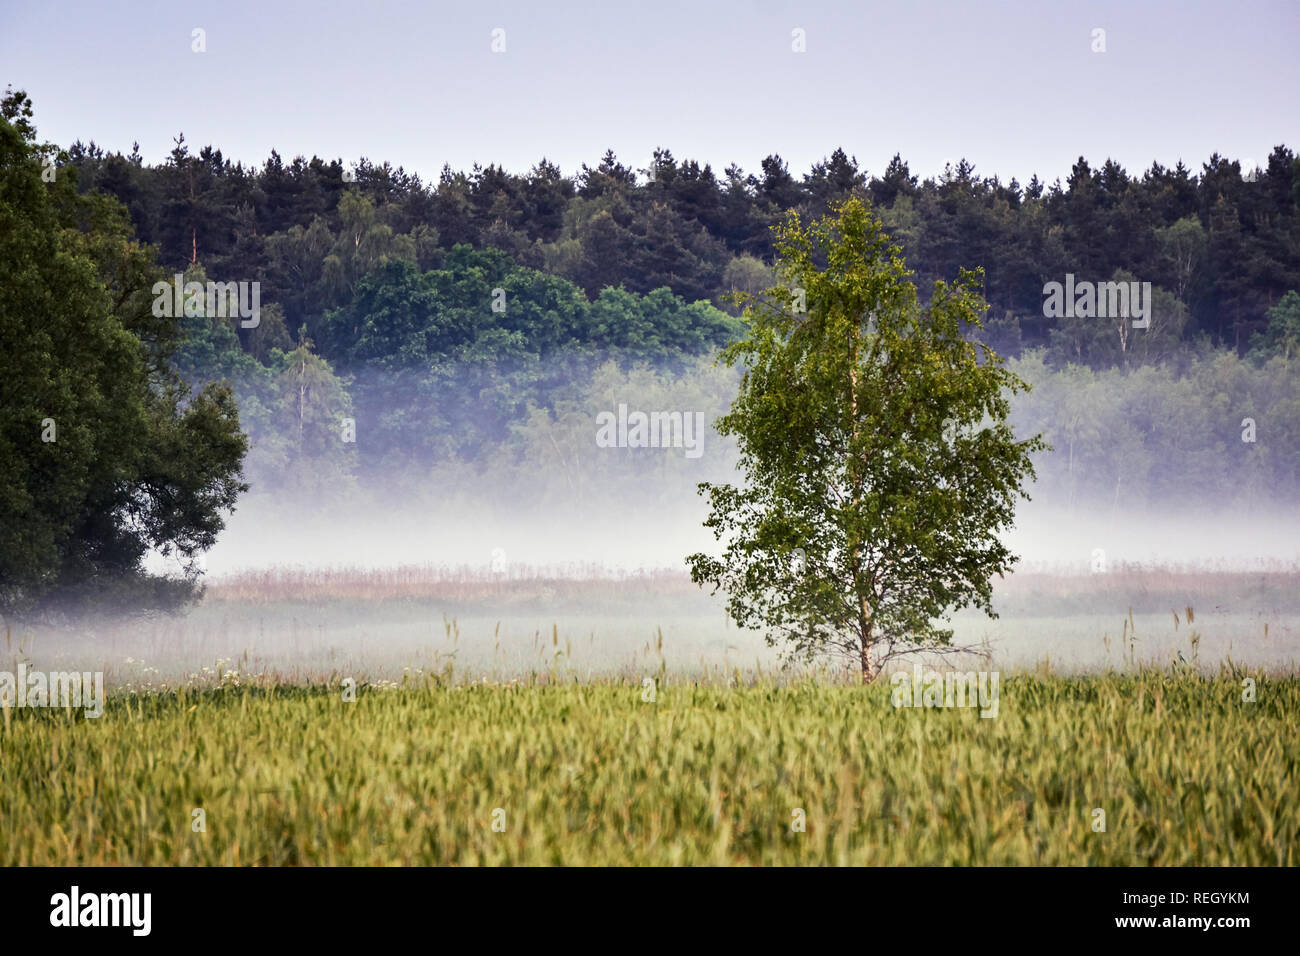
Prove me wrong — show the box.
[5,0,1300,924]
[1,671,1295,866]
[4,565,1297,867]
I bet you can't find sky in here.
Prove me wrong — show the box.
[3,0,1298,187]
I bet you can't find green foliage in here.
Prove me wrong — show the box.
[1045,269,1189,367]
[586,286,744,364]
[314,248,741,474]
[9,91,1295,517]
[689,199,1045,678]
[61,121,1300,365]
[492,358,741,513]
[1008,349,1300,506]
[167,262,267,384]
[1248,290,1300,364]
[240,339,358,500]
[0,89,247,617]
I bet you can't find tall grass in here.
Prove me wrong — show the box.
[1,672,1294,865]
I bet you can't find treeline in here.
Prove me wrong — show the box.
[1007,351,1299,508]
[493,349,1300,513]
[29,94,1300,510]
[205,346,1300,512]
[167,250,743,496]
[64,137,1300,366]
[7,87,1297,618]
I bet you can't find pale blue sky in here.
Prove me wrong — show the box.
[3,0,1297,185]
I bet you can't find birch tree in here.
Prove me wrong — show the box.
[687,198,1045,680]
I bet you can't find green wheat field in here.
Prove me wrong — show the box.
[1,671,1295,865]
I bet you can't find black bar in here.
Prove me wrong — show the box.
[2,865,1280,943]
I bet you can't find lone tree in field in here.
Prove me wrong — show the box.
[688,198,1045,681]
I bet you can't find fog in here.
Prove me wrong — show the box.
[20,481,1277,693]
[200,492,1300,574]
[25,347,1300,685]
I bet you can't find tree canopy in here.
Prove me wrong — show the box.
[62,130,1300,365]
[688,199,1045,680]
[0,90,247,618]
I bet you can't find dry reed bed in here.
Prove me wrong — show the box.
[203,561,1300,614]
[205,564,700,606]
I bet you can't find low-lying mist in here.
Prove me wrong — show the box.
[15,487,1292,692]
[202,492,1300,574]
[26,347,1300,686]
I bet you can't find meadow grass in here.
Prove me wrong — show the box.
[1,671,1295,865]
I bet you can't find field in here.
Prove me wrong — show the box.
[4,564,1297,866]
[1,672,1296,865]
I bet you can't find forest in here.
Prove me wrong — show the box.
[64,137,1300,354]
[16,89,1300,527]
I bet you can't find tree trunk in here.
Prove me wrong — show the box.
[298,356,306,445]
[849,316,876,684]
[859,642,874,683]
